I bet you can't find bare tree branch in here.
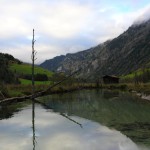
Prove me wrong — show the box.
[0,68,81,105]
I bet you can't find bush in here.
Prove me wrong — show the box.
[22,73,48,81]
[35,73,48,81]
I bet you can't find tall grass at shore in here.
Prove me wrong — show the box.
[1,83,97,98]
[1,82,150,99]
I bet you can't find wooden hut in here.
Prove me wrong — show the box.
[103,75,119,84]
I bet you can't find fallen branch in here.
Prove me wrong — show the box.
[0,69,81,105]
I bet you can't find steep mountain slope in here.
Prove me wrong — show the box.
[40,20,150,79]
[40,55,66,72]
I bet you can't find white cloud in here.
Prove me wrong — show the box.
[3,44,63,64]
[0,0,150,63]
[133,4,150,24]
[0,1,91,39]
[37,3,91,39]
[0,1,32,39]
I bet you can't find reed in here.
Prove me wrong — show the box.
[1,82,150,99]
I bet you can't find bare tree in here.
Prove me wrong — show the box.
[31,29,37,97]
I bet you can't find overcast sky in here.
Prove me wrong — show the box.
[0,0,150,64]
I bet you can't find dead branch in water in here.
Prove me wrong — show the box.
[34,99,82,128]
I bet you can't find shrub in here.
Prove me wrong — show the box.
[22,73,48,81]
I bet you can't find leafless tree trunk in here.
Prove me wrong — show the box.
[31,29,37,98]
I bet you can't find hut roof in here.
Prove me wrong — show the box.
[103,75,120,79]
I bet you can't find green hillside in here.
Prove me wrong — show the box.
[121,67,150,83]
[10,63,53,77]
[9,63,53,85]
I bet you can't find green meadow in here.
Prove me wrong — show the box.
[9,63,54,86]
[10,63,53,77]
[121,68,150,83]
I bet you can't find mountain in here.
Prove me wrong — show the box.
[40,55,66,72]
[40,19,150,79]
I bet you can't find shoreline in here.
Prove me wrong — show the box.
[141,94,150,101]
[1,83,150,103]
[130,90,150,101]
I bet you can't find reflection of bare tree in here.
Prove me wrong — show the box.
[32,100,36,150]
[60,113,82,128]
[35,99,82,128]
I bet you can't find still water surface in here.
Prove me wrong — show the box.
[0,89,150,150]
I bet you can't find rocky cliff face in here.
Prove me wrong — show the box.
[40,55,65,72]
[40,19,150,79]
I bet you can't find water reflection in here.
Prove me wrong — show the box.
[35,99,83,128]
[40,89,150,146]
[0,101,30,120]
[0,104,20,120]
[0,103,149,150]
[0,103,148,150]
[103,90,119,99]
[0,89,150,150]
[32,100,36,150]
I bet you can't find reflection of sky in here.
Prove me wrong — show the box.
[0,104,149,150]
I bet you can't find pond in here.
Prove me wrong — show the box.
[0,89,150,150]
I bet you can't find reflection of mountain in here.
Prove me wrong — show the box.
[103,90,119,99]
[32,100,36,150]
[40,89,150,145]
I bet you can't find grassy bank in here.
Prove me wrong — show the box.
[121,68,150,83]
[1,82,150,100]
[0,83,97,99]
[101,83,150,95]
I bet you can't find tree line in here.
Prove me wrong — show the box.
[0,53,19,84]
